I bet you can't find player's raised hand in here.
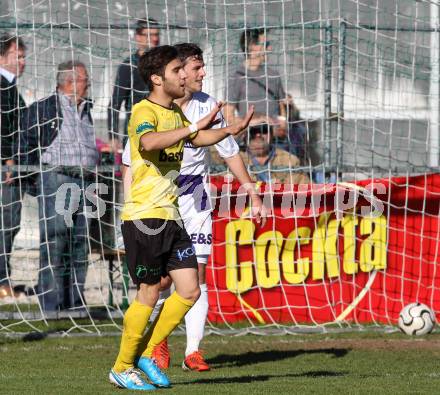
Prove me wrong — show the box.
[194,101,223,131]
[251,194,268,227]
[228,105,255,136]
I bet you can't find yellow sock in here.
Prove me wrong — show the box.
[113,299,153,372]
[141,292,195,358]
[137,304,164,358]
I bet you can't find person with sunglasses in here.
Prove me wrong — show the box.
[236,123,309,184]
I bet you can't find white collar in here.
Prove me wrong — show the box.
[0,67,16,83]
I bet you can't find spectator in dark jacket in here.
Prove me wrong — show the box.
[22,60,98,311]
[0,33,26,299]
[107,18,160,150]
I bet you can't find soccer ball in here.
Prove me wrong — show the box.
[398,303,436,336]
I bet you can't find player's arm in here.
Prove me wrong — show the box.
[191,106,254,147]
[223,154,267,226]
[131,104,193,151]
[140,126,193,151]
[140,102,224,151]
[139,103,253,150]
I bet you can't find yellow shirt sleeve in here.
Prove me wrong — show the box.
[129,106,158,151]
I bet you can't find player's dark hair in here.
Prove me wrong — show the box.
[138,45,179,91]
[174,43,203,64]
[240,28,265,52]
[0,33,26,56]
[135,17,159,35]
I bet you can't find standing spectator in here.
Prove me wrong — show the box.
[224,28,305,157]
[21,60,98,311]
[107,18,160,149]
[0,33,26,299]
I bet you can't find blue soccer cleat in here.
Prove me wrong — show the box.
[135,356,171,388]
[109,367,156,391]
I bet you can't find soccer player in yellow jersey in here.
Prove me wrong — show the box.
[109,45,254,391]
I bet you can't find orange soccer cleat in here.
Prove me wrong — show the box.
[151,339,170,370]
[182,350,210,372]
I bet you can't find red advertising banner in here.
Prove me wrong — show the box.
[207,174,440,325]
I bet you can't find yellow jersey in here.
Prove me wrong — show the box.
[121,99,195,221]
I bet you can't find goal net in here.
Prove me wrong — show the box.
[0,0,439,336]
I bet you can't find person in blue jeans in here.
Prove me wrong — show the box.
[21,60,98,311]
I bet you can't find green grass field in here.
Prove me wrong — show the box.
[1,331,440,394]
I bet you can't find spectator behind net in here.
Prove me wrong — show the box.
[21,60,99,311]
[224,28,306,160]
[238,123,309,184]
[0,33,27,299]
[107,17,160,151]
